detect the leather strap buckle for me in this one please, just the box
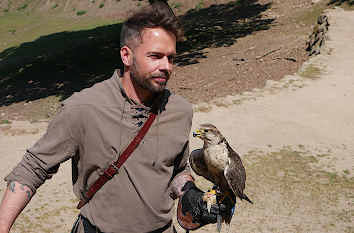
[104,163,119,179]
[111,163,119,173]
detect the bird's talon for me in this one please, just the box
[217,190,235,205]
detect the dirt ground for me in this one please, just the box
[0,0,316,121]
[183,7,354,232]
[0,1,353,233]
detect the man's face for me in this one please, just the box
[129,28,176,93]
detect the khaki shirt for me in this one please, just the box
[5,70,193,232]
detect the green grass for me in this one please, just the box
[76,10,87,16]
[193,147,353,232]
[0,14,121,53]
[17,4,28,11]
[328,0,354,11]
[171,1,182,8]
[291,0,354,28]
[8,29,16,35]
[0,13,123,110]
[195,0,204,10]
[52,4,59,9]
[244,148,353,201]
[0,119,11,124]
[300,64,322,79]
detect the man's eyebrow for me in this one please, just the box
[148,51,176,57]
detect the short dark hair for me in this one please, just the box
[120,2,183,48]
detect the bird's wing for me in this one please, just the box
[189,149,215,183]
[224,148,246,197]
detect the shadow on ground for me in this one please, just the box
[328,0,354,6]
[177,0,273,65]
[0,23,124,106]
[0,0,274,106]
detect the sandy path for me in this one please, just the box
[0,7,353,233]
[182,7,354,233]
[191,7,354,176]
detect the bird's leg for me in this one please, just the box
[216,190,235,206]
[202,189,217,213]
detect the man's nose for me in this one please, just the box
[159,56,173,72]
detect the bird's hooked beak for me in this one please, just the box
[193,129,201,138]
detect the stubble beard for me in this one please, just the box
[130,61,170,93]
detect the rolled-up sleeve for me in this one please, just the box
[4,104,78,194]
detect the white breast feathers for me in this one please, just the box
[203,142,229,172]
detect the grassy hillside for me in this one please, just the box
[1,0,353,121]
[0,0,247,108]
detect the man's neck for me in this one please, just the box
[121,74,156,105]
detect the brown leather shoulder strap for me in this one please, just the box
[77,112,157,209]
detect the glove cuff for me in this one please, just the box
[181,180,196,192]
[177,192,202,230]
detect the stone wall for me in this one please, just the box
[306,13,330,56]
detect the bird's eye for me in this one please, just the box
[204,129,208,132]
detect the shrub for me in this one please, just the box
[195,1,204,10]
[77,10,87,16]
[52,4,59,9]
[17,4,28,11]
[0,120,11,124]
[99,3,104,8]
[171,1,182,8]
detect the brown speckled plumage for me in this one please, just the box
[190,124,252,223]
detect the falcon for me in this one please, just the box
[190,123,253,225]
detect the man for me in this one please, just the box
[0,3,221,233]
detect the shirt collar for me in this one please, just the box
[113,69,166,113]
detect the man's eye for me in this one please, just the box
[150,54,161,59]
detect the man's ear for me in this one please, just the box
[120,46,133,67]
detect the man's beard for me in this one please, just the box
[130,61,170,93]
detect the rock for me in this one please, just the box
[265,80,283,88]
[313,24,319,34]
[307,13,329,57]
[309,34,315,47]
[317,23,327,33]
[315,32,324,42]
[318,14,328,24]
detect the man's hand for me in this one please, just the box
[177,181,225,230]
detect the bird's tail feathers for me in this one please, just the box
[241,193,253,204]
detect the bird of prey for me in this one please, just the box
[190,123,253,225]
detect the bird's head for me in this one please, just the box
[193,124,225,145]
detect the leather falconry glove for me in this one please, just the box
[177,181,226,230]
